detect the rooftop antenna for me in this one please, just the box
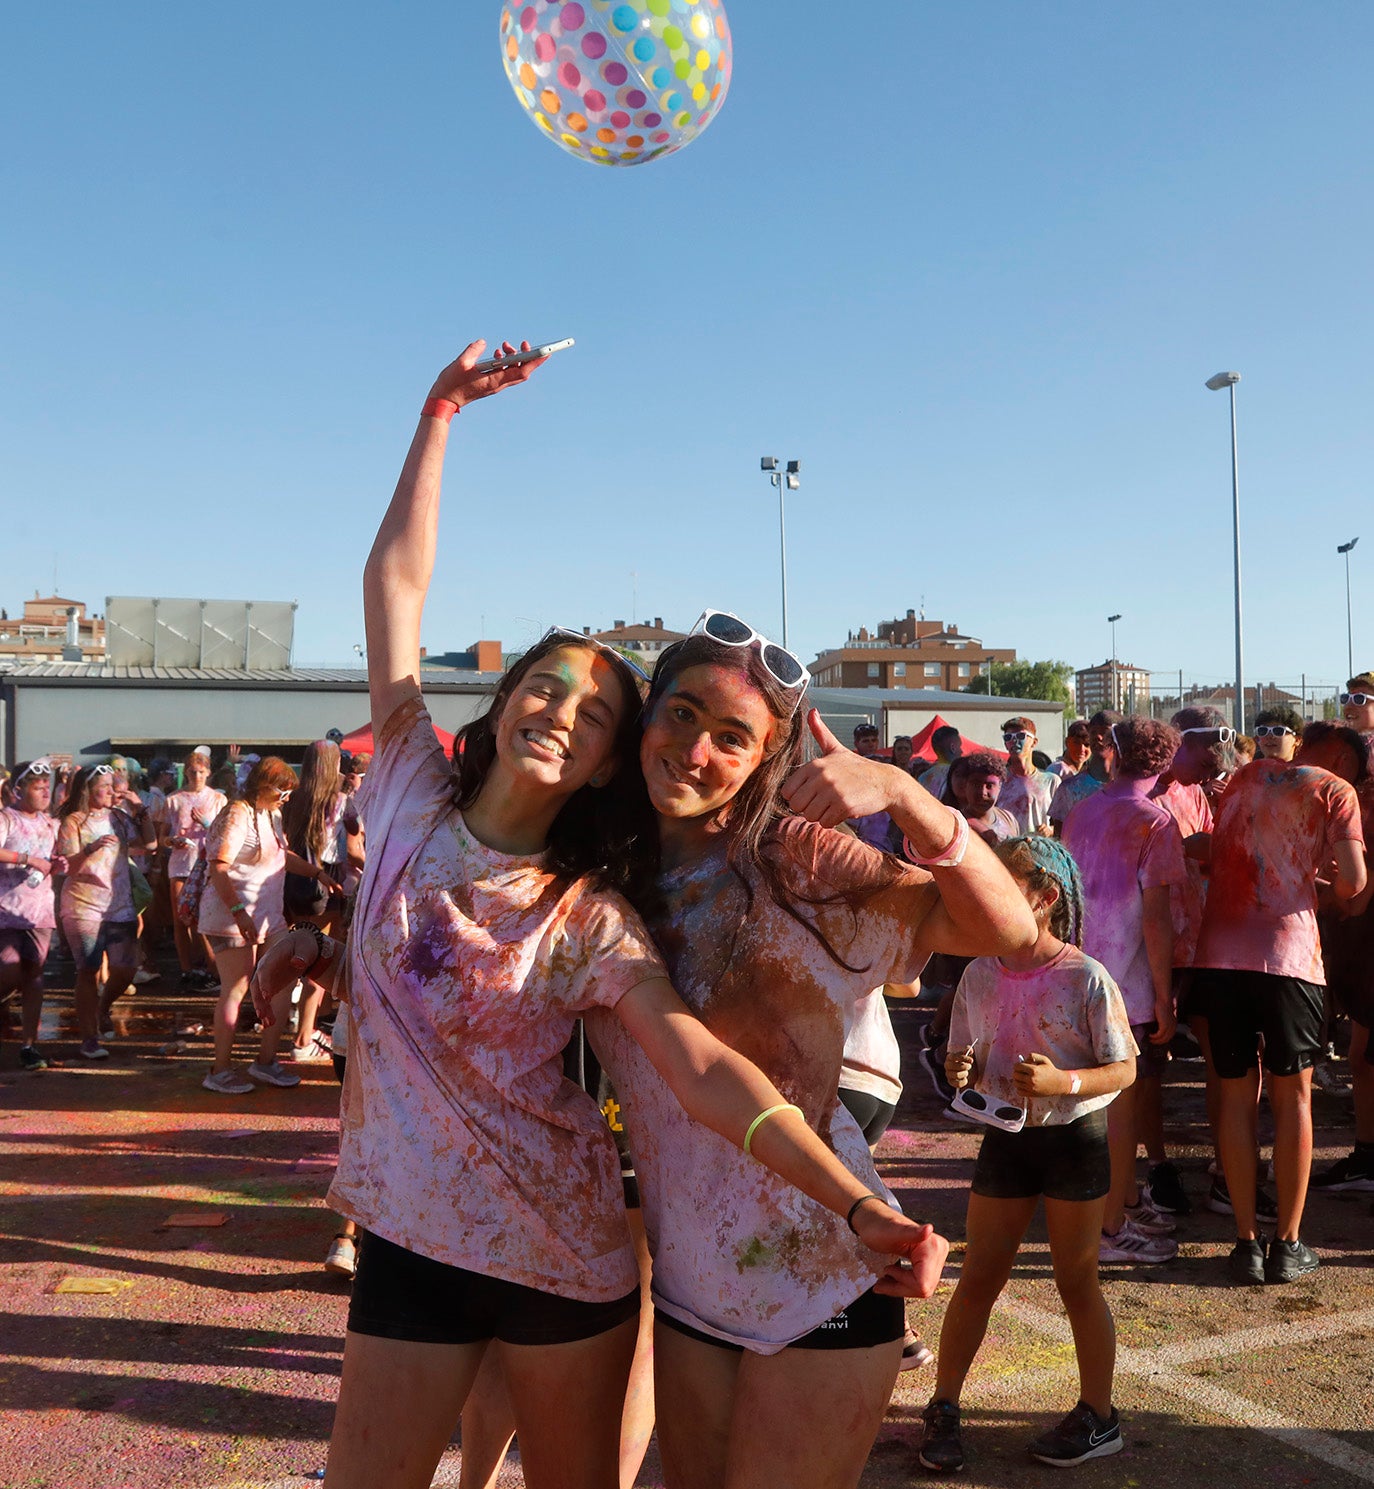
[919,595,926,621]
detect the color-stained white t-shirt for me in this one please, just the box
[164,787,228,880]
[57,810,135,924]
[0,808,60,930]
[328,697,667,1302]
[589,818,934,1352]
[197,802,288,941]
[840,987,903,1106]
[949,945,1137,1126]
[1000,769,1060,834]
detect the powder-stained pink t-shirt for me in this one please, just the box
[164,787,228,880]
[197,803,288,941]
[1195,760,1364,983]
[0,808,60,930]
[1062,779,1187,1023]
[57,810,135,924]
[328,697,666,1302]
[588,818,934,1352]
[1151,779,1213,968]
[949,945,1137,1127]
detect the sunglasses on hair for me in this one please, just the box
[90,764,116,778]
[1341,692,1374,708]
[540,626,652,685]
[950,1086,1027,1134]
[689,610,811,691]
[13,760,53,786]
[1180,726,1237,744]
[1254,725,1295,738]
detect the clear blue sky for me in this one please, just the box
[4,3,1371,689]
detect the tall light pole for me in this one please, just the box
[1338,538,1360,679]
[1206,371,1245,732]
[1107,614,1122,711]
[760,457,801,648]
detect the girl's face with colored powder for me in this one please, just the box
[640,663,775,822]
[19,776,51,813]
[89,774,115,810]
[185,759,211,790]
[494,645,627,797]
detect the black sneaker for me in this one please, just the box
[918,1044,956,1104]
[1027,1400,1123,1466]
[1264,1238,1319,1284]
[1145,1160,1192,1216]
[917,1398,964,1474]
[1310,1150,1374,1193]
[1206,1176,1278,1222]
[1228,1237,1266,1285]
[19,1045,48,1071]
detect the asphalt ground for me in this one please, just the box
[2,955,1372,1489]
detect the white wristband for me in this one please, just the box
[1068,1072,1082,1095]
[903,811,970,869]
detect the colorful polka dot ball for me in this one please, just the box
[501,0,732,167]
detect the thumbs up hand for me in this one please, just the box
[781,709,900,828]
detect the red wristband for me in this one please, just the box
[421,397,460,424]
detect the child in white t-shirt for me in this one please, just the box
[919,836,1138,1474]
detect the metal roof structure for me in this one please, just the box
[1,663,501,689]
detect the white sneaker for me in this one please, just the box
[324,1235,357,1277]
[286,1041,326,1062]
[1124,1194,1178,1235]
[203,1068,255,1095]
[1099,1218,1177,1264]
[248,1060,302,1088]
[132,968,160,986]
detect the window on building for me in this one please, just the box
[958,663,971,678]
[867,663,879,679]
[924,663,940,677]
[892,662,905,677]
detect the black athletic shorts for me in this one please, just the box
[656,1284,905,1353]
[348,1230,640,1346]
[971,1108,1110,1202]
[838,1087,898,1146]
[1191,968,1324,1079]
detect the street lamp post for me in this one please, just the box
[1338,538,1360,679]
[760,457,801,648]
[1205,371,1245,733]
[1107,614,1122,711]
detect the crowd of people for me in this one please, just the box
[1,341,1371,1487]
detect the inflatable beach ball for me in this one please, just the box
[501,0,733,166]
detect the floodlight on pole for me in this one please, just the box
[1205,371,1245,732]
[760,456,801,648]
[1107,614,1122,711]
[1339,538,1360,679]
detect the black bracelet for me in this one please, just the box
[846,1194,882,1233]
[290,921,332,974]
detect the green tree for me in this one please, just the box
[967,660,1074,710]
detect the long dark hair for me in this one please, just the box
[283,740,342,862]
[642,633,894,970]
[452,633,655,896]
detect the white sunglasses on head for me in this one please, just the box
[689,610,811,692]
[539,625,652,685]
[1181,726,1236,744]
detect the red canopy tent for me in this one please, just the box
[340,719,457,757]
[886,715,1008,766]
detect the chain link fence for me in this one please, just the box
[1136,674,1346,732]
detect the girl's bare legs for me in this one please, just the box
[618,1209,657,1485]
[1,957,46,1049]
[169,880,198,975]
[931,1193,1038,1405]
[325,1333,488,1489]
[1102,1084,1140,1233]
[458,1209,656,1489]
[96,926,139,1026]
[654,1320,901,1489]
[73,967,102,1043]
[1044,1196,1114,1417]
[212,944,257,1073]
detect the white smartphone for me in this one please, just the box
[474,338,575,373]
